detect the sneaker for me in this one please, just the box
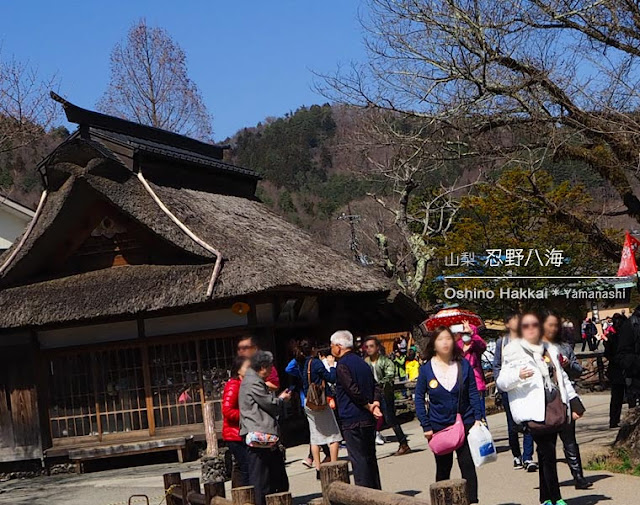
[513,456,523,469]
[375,432,386,445]
[555,500,568,505]
[540,501,552,505]
[524,460,538,472]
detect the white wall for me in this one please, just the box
[0,204,32,249]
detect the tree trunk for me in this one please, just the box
[615,406,640,460]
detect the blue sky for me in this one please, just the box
[1,1,366,141]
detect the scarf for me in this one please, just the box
[520,339,554,391]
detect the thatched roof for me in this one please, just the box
[0,101,424,329]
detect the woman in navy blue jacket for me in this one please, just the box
[415,326,483,504]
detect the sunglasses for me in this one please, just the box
[522,322,539,329]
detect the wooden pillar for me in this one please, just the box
[429,479,468,505]
[141,345,156,436]
[204,400,219,456]
[319,461,350,505]
[232,486,256,505]
[265,492,292,505]
[205,481,226,501]
[163,472,182,505]
[183,477,201,504]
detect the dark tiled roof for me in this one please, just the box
[51,92,259,180]
[90,128,259,179]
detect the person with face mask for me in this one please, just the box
[455,320,488,420]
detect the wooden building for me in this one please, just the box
[0,95,424,466]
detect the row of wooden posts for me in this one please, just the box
[161,461,469,505]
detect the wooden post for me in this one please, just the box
[232,486,256,505]
[204,400,219,456]
[265,492,292,505]
[429,479,468,505]
[319,461,350,505]
[205,481,226,501]
[326,482,430,505]
[163,472,182,505]
[183,477,201,504]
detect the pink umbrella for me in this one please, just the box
[422,308,483,332]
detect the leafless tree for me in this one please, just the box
[341,108,478,299]
[98,19,213,141]
[320,0,640,257]
[0,50,59,155]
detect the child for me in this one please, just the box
[405,349,420,381]
[393,350,407,380]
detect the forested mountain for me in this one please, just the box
[0,126,69,209]
[225,104,374,231]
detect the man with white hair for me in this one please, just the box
[331,330,383,489]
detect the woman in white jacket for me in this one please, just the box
[497,312,582,505]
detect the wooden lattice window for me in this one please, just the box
[94,348,148,434]
[149,341,203,428]
[48,355,98,439]
[199,337,237,422]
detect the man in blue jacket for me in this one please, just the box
[331,330,383,489]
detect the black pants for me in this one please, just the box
[434,428,478,504]
[342,424,381,489]
[610,383,626,427]
[247,446,289,505]
[381,391,408,446]
[532,431,562,504]
[227,441,250,488]
[559,419,584,481]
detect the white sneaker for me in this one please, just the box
[375,432,386,445]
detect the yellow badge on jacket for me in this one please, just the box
[429,379,439,389]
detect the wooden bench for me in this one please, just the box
[67,437,188,473]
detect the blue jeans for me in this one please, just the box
[502,392,534,461]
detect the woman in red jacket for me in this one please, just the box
[223,356,251,486]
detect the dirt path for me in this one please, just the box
[1,394,638,505]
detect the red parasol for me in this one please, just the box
[422,308,483,332]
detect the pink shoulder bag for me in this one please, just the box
[428,362,466,455]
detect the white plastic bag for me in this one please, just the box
[467,423,497,467]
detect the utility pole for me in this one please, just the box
[338,205,369,266]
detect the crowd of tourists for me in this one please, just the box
[219,306,640,505]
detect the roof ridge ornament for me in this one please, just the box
[136,170,223,298]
